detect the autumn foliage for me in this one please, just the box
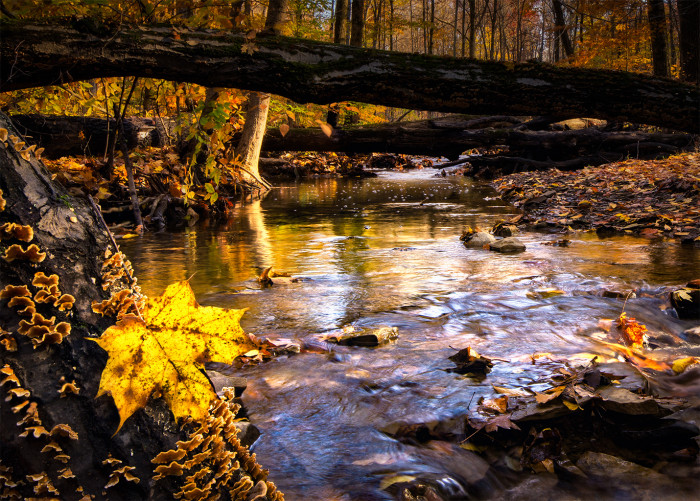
[91,281,258,432]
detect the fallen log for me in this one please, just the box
[260,117,695,161]
[1,20,698,132]
[9,114,174,158]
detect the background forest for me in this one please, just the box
[1,0,696,208]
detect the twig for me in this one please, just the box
[86,195,135,287]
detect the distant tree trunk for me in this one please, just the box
[334,0,348,43]
[678,0,699,83]
[552,0,574,59]
[648,0,669,77]
[388,0,394,50]
[234,0,289,189]
[350,0,365,47]
[468,0,476,58]
[428,0,435,55]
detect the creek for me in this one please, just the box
[120,168,700,500]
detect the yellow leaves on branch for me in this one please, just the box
[90,281,258,433]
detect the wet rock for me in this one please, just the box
[234,421,260,448]
[683,325,700,343]
[602,290,636,299]
[489,237,526,253]
[447,347,493,375]
[326,326,399,347]
[462,231,495,248]
[593,362,647,393]
[208,372,248,397]
[500,474,576,501]
[597,386,662,416]
[575,451,670,484]
[510,401,571,422]
[492,222,519,237]
[670,284,700,319]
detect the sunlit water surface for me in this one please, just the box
[120,169,700,500]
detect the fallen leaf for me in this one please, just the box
[481,395,509,414]
[492,385,530,397]
[616,312,647,348]
[279,124,290,137]
[484,414,520,433]
[90,281,257,432]
[535,386,564,404]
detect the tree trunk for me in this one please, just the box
[678,0,699,83]
[259,115,695,160]
[0,20,698,132]
[0,110,281,499]
[334,0,348,44]
[647,0,669,77]
[234,92,272,188]
[552,0,574,59]
[350,0,365,47]
[232,0,288,190]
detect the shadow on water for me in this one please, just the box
[120,169,700,500]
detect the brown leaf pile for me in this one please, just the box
[493,153,700,242]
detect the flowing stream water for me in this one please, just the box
[120,169,700,500]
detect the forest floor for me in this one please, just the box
[489,153,700,245]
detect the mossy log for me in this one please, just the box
[0,19,698,133]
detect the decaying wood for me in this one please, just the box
[9,114,174,158]
[0,20,698,132]
[260,116,695,160]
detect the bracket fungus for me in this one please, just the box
[6,387,31,401]
[92,288,143,319]
[26,472,60,496]
[2,244,46,263]
[1,284,32,299]
[19,426,49,439]
[0,327,17,352]
[0,188,6,211]
[102,455,140,489]
[50,423,78,441]
[58,379,80,397]
[32,272,59,290]
[8,296,36,316]
[150,390,283,500]
[0,365,19,388]
[0,222,34,242]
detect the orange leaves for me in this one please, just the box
[616,312,647,349]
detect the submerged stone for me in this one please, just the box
[327,326,399,347]
[489,237,526,253]
[462,231,496,248]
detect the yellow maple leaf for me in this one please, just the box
[90,281,257,433]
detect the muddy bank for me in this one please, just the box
[490,153,700,245]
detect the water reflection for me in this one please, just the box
[120,169,700,499]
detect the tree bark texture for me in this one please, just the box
[647,0,669,77]
[678,0,699,83]
[0,111,180,499]
[260,115,696,160]
[0,20,698,132]
[8,114,173,159]
[234,92,272,186]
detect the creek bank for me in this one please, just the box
[382,357,700,501]
[490,153,700,244]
